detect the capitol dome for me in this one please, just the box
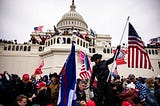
[57,0,88,32]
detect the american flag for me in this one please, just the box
[34,26,43,32]
[128,23,153,70]
[79,54,92,80]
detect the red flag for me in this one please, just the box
[34,60,44,75]
[113,49,127,65]
[128,23,153,71]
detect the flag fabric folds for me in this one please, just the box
[57,43,77,106]
[54,25,60,35]
[150,37,159,46]
[113,49,127,65]
[79,51,85,62]
[34,26,43,32]
[79,51,92,80]
[128,23,153,71]
[34,60,44,75]
[150,37,158,43]
[90,28,95,37]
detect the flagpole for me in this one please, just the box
[106,16,130,82]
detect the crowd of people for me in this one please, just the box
[0,70,160,106]
[0,45,160,106]
[0,39,18,44]
[0,29,92,46]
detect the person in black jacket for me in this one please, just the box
[76,79,87,106]
[89,45,121,106]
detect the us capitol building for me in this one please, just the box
[0,0,160,78]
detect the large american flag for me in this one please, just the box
[128,23,153,70]
[79,53,92,80]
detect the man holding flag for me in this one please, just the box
[89,45,121,106]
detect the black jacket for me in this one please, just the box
[90,56,115,86]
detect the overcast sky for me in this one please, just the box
[0,0,160,46]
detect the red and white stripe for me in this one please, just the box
[79,64,92,80]
[128,23,153,70]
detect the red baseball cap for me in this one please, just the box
[36,81,46,89]
[22,74,30,81]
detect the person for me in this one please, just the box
[48,73,60,106]
[76,80,87,106]
[42,75,49,85]
[2,71,12,84]
[127,74,147,106]
[10,94,28,106]
[89,45,121,106]
[32,81,52,106]
[118,81,142,106]
[144,78,158,106]
[17,74,36,106]
[39,35,47,45]
[154,77,160,106]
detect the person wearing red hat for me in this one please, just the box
[16,74,36,105]
[22,74,30,81]
[21,74,36,96]
[32,81,52,106]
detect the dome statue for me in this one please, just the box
[57,0,88,32]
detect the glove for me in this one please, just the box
[116,45,121,51]
[113,45,121,59]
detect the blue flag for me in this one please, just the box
[57,43,77,106]
[90,28,95,37]
[84,54,91,71]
